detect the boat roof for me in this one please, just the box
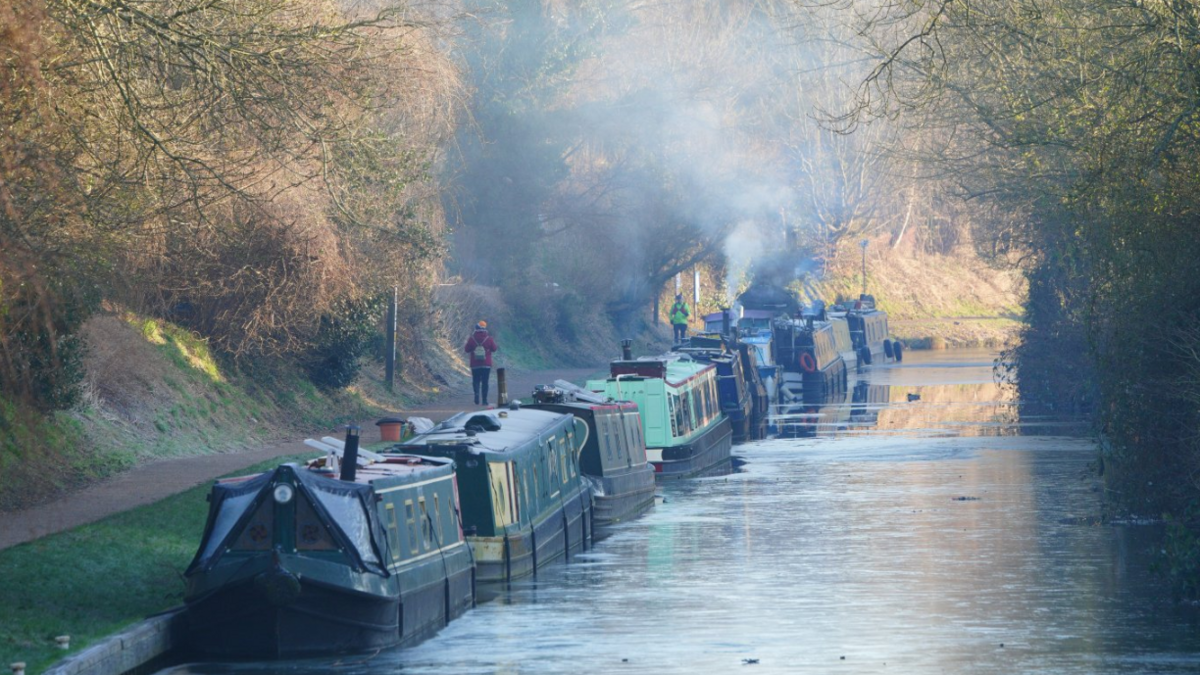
[601,354,714,386]
[398,406,571,456]
[217,454,456,489]
[528,399,638,414]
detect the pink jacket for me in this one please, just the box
[464,330,498,368]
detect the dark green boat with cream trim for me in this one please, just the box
[182,431,474,658]
[388,406,593,584]
[528,381,656,537]
[587,352,733,480]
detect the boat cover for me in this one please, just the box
[186,465,386,576]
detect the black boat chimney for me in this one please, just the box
[720,306,731,337]
[340,425,360,482]
[496,367,508,406]
[621,338,633,361]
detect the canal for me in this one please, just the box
[160,349,1200,674]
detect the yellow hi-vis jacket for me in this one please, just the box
[669,301,690,325]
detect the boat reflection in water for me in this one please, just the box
[773,380,892,438]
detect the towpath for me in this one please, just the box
[0,367,603,552]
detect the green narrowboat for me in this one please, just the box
[389,406,593,584]
[528,383,657,537]
[586,354,733,480]
[182,433,474,658]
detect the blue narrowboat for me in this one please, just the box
[676,334,768,443]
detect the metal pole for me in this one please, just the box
[693,268,700,305]
[859,239,869,297]
[385,287,397,392]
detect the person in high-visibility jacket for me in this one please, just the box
[669,294,690,343]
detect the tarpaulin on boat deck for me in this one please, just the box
[188,470,272,572]
[295,468,384,573]
[185,465,386,576]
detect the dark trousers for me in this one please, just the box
[472,367,491,405]
[673,323,688,342]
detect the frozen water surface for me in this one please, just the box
[161,349,1200,675]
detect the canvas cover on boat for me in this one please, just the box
[185,465,386,576]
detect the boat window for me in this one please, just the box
[231,497,273,551]
[419,497,431,550]
[384,503,401,561]
[433,493,442,545]
[296,493,337,552]
[548,440,559,487]
[602,414,613,460]
[621,414,637,464]
[489,462,513,528]
[558,437,569,483]
[669,394,680,438]
[405,500,418,555]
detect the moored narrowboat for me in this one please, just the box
[703,308,781,406]
[528,381,656,537]
[828,294,902,365]
[773,314,848,404]
[677,333,769,443]
[182,432,474,658]
[587,353,733,480]
[389,406,593,584]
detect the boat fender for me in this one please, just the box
[799,352,817,373]
[884,339,894,359]
[894,341,904,362]
[255,568,301,607]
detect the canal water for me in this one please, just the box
[161,349,1200,674]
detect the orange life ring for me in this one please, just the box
[799,352,817,373]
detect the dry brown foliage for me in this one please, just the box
[18,0,463,360]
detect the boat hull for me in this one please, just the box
[184,575,398,659]
[779,358,848,404]
[592,465,657,535]
[471,488,592,584]
[648,417,734,480]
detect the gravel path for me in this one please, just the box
[0,366,604,551]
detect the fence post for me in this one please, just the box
[385,287,397,392]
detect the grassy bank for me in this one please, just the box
[0,452,313,674]
[0,311,465,512]
[812,237,1026,349]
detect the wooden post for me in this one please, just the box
[496,367,508,406]
[384,287,397,392]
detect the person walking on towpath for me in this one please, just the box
[669,293,690,344]
[464,320,499,406]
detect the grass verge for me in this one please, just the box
[0,453,316,675]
